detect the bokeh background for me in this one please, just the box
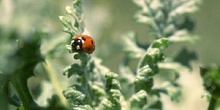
[0,0,219,109]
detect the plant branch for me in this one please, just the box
[43,59,68,107]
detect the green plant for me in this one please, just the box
[0,32,44,110]
[2,0,220,110]
[59,0,202,110]
[200,65,220,110]
[119,0,201,109]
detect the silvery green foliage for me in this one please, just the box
[130,90,147,108]
[62,52,113,109]
[120,0,201,109]
[62,56,124,110]
[60,0,201,109]
[97,72,124,110]
[59,0,84,36]
[121,32,145,58]
[60,0,123,109]
[134,38,168,91]
[133,0,201,41]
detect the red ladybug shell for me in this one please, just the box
[71,35,95,54]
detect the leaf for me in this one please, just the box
[105,72,121,91]
[169,0,201,20]
[200,65,220,98]
[138,48,163,69]
[72,0,84,34]
[63,64,84,78]
[134,76,153,92]
[59,0,84,36]
[72,105,93,110]
[149,0,163,11]
[168,30,199,43]
[62,86,86,103]
[141,38,168,65]
[130,90,148,108]
[102,72,123,110]
[135,11,154,25]
[98,98,113,110]
[3,31,45,110]
[3,31,44,75]
[105,72,119,80]
[91,85,105,101]
[151,38,168,48]
[59,16,72,29]
[65,6,74,16]
[138,65,158,77]
[121,32,145,58]
[109,89,121,103]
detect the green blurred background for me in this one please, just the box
[1,0,219,68]
[0,0,219,109]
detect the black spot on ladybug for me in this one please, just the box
[91,40,94,45]
[82,37,86,41]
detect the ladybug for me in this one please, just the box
[71,35,95,54]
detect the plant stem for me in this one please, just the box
[1,81,9,110]
[81,70,92,105]
[208,97,217,110]
[43,59,67,107]
[10,72,38,110]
